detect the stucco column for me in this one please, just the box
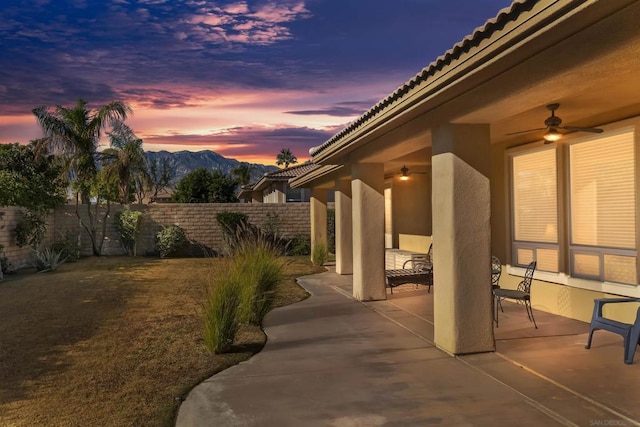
[351,163,386,301]
[335,179,353,275]
[310,187,327,261]
[432,123,494,355]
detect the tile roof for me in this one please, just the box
[263,162,318,180]
[239,162,320,193]
[309,0,534,157]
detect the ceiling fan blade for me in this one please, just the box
[562,126,603,133]
[506,127,547,136]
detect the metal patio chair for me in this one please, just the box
[493,261,537,328]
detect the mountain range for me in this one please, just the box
[145,150,279,184]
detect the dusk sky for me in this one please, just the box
[0,0,512,166]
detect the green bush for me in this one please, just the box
[203,272,242,354]
[285,234,311,256]
[263,212,281,237]
[33,248,67,272]
[114,210,143,256]
[51,232,80,262]
[156,225,188,258]
[0,244,9,274]
[311,242,329,266]
[327,208,335,254]
[14,208,48,249]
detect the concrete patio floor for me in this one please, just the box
[177,269,640,426]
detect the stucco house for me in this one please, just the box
[291,0,640,356]
[238,163,320,203]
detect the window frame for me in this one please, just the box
[509,145,560,273]
[567,127,638,285]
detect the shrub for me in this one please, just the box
[33,248,67,272]
[14,208,48,249]
[156,225,188,258]
[327,208,335,254]
[51,232,80,262]
[0,244,9,275]
[285,234,311,256]
[311,242,329,266]
[203,272,242,354]
[114,210,144,256]
[263,212,281,237]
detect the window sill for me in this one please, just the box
[506,265,640,298]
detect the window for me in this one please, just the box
[511,148,559,272]
[569,130,637,284]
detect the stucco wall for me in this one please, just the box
[0,203,310,267]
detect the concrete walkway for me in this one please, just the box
[176,271,639,426]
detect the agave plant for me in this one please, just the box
[33,248,68,272]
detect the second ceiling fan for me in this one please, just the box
[508,103,603,142]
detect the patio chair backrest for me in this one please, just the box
[426,243,433,263]
[491,256,501,288]
[519,261,537,293]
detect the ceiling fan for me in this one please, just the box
[507,103,603,142]
[397,165,428,181]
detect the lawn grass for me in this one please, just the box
[0,256,324,426]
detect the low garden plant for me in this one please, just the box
[156,224,188,257]
[311,241,329,266]
[51,231,80,262]
[203,229,286,354]
[33,247,67,272]
[203,272,243,354]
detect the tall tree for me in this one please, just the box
[0,142,66,209]
[231,163,254,186]
[32,98,132,256]
[173,169,239,203]
[276,148,297,168]
[147,157,175,204]
[102,121,149,204]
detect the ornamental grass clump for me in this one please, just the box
[203,272,243,354]
[203,233,285,353]
[233,243,285,326]
[311,242,329,266]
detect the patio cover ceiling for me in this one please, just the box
[307,0,640,178]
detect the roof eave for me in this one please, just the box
[310,0,604,164]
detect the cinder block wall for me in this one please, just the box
[0,207,55,270]
[53,203,311,257]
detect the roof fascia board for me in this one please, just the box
[289,165,343,189]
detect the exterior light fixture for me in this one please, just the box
[400,165,409,181]
[544,127,562,143]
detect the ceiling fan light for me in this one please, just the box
[544,128,562,142]
[400,165,409,181]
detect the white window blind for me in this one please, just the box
[512,149,558,243]
[570,131,636,249]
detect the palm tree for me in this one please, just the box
[276,148,297,168]
[102,121,150,204]
[232,163,254,186]
[33,98,132,255]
